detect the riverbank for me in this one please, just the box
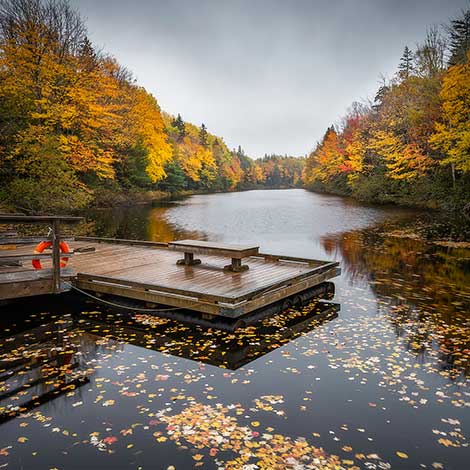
[0,185,303,214]
[305,180,470,213]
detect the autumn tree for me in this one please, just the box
[430,56,470,179]
[414,27,447,78]
[306,126,346,183]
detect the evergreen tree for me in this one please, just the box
[398,46,413,79]
[171,113,186,140]
[448,9,470,65]
[373,80,389,111]
[159,161,187,192]
[199,123,208,147]
[236,145,245,158]
[79,37,98,72]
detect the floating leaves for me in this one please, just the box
[155,402,364,470]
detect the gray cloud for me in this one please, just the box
[71,0,468,157]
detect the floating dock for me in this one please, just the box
[0,215,340,323]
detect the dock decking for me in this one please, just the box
[0,215,340,321]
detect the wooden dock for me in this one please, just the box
[0,215,340,322]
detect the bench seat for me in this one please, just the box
[167,240,259,272]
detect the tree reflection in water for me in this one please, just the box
[321,226,470,378]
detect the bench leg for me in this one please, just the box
[176,252,201,266]
[224,257,249,272]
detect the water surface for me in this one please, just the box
[1,189,468,470]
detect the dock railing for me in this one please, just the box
[0,215,83,294]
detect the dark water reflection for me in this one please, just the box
[1,189,469,470]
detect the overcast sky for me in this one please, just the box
[71,0,468,158]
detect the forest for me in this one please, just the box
[2,0,469,213]
[0,0,303,212]
[303,9,470,210]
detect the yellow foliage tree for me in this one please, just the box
[370,130,433,180]
[222,157,244,189]
[246,164,266,184]
[304,127,345,184]
[177,136,216,182]
[128,87,172,182]
[430,56,470,175]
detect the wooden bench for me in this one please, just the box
[167,239,259,272]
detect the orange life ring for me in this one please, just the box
[32,241,70,270]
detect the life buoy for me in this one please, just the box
[32,241,70,270]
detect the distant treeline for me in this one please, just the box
[303,10,470,210]
[160,114,304,193]
[0,0,304,212]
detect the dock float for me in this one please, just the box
[0,215,341,324]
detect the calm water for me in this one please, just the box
[1,189,469,470]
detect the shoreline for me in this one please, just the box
[87,185,302,209]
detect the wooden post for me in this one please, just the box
[176,252,201,266]
[231,258,242,270]
[224,257,249,272]
[52,219,61,293]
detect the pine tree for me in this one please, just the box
[373,81,389,111]
[199,123,208,147]
[171,113,186,140]
[398,46,414,79]
[448,9,470,65]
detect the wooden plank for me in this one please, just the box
[236,267,341,316]
[76,272,234,303]
[168,239,259,258]
[75,278,223,315]
[0,231,18,237]
[256,253,324,266]
[0,253,75,262]
[0,279,54,299]
[0,268,74,283]
[75,236,168,248]
[0,237,73,245]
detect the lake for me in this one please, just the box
[0,189,469,470]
